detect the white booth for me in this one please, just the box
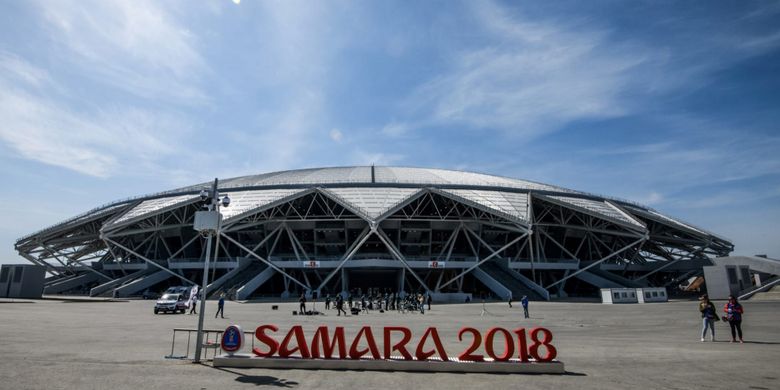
[637,287,668,303]
[600,288,638,304]
[601,287,668,304]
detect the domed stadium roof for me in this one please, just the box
[16,166,730,247]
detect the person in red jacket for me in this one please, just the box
[723,295,745,343]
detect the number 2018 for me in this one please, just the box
[457,327,557,362]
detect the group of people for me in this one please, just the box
[302,289,534,318]
[304,289,434,316]
[699,294,745,343]
[325,289,433,315]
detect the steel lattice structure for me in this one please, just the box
[15,166,732,300]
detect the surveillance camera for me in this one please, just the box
[221,195,231,208]
[199,189,208,201]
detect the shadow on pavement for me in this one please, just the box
[212,366,299,387]
[235,376,299,387]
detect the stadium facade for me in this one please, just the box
[15,166,733,300]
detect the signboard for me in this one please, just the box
[220,324,244,355]
[215,324,562,373]
[428,261,445,269]
[302,260,320,268]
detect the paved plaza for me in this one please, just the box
[0,298,778,390]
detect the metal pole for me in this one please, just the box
[194,178,218,363]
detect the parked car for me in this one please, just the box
[154,293,188,314]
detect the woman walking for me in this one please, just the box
[723,295,745,343]
[698,294,718,342]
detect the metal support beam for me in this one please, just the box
[43,243,112,281]
[375,227,431,292]
[103,237,197,285]
[316,226,372,292]
[545,236,646,289]
[19,252,63,276]
[439,232,527,290]
[219,233,309,290]
[633,244,707,282]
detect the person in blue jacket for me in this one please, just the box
[521,295,529,318]
[215,293,225,318]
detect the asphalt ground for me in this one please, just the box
[0,298,778,390]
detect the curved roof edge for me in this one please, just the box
[14,166,733,247]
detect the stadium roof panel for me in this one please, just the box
[105,194,200,230]
[439,189,530,225]
[221,188,310,224]
[167,166,578,194]
[545,195,646,231]
[320,187,424,222]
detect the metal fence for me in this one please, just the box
[165,328,256,361]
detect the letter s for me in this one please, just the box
[253,324,279,357]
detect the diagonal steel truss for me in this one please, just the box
[15,186,733,298]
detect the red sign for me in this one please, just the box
[250,325,557,362]
[428,261,445,268]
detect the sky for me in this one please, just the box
[1,0,779,265]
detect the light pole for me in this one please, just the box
[192,178,230,363]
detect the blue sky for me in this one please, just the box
[1,0,779,264]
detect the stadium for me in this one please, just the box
[14,166,733,301]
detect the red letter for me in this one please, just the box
[484,327,514,362]
[513,328,529,362]
[279,325,311,358]
[383,326,413,360]
[415,327,449,361]
[349,326,381,360]
[253,324,279,357]
[528,327,557,362]
[311,326,347,359]
[457,327,484,362]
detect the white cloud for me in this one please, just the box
[36,0,207,103]
[401,1,780,141]
[0,56,190,178]
[329,128,343,142]
[406,1,640,137]
[0,52,51,87]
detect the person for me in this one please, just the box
[427,294,432,311]
[699,294,718,342]
[215,293,225,318]
[335,294,347,316]
[325,294,331,310]
[521,295,529,319]
[299,293,307,314]
[189,292,198,315]
[348,293,353,309]
[508,296,513,308]
[418,293,425,314]
[723,295,744,343]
